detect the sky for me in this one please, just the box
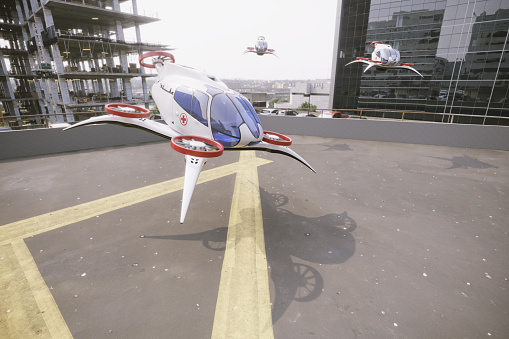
[124,0,338,80]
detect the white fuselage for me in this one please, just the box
[371,44,401,66]
[151,62,264,147]
[255,39,268,53]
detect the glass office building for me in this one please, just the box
[330,0,509,125]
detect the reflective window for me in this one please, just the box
[332,0,509,125]
[228,94,260,138]
[205,85,224,96]
[192,91,208,125]
[210,93,243,146]
[211,130,239,147]
[175,87,208,126]
[174,86,192,113]
[241,96,262,125]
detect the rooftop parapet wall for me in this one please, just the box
[1,118,508,160]
[258,116,509,151]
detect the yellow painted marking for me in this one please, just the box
[0,242,50,338]
[212,151,274,338]
[0,156,271,246]
[11,240,73,338]
[0,152,273,338]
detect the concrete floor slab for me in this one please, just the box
[1,136,508,338]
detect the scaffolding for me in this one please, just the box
[0,0,170,129]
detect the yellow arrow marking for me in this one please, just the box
[0,151,273,338]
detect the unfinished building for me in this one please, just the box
[0,0,169,129]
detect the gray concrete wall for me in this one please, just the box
[1,117,508,160]
[0,124,165,160]
[259,116,509,151]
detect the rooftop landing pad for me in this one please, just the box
[1,136,508,338]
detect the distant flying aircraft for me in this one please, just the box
[65,51,314,223]
[346,41,423,77]
[243,36,278,57]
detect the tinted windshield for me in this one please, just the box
[192,91,208,125]
[210,93,242,146]
[241,95,261,124]
[209,90,261,147]
[380,47,400,65]
[174,86,208,126]
[228,94,260,138]
[255,40,267,51]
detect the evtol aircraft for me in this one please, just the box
[345,41,423,77]
[243,36,278,57]
[65,51,314,223]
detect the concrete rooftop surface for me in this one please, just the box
[1,135,508,338]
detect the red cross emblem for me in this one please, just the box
[179,113,188,126]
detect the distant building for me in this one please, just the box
[0,0,169,129]
[271,82,286,90]
[275,81,330,109]
[241,92,267,109]
[330,0,509,125]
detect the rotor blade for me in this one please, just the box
[180,155,207,224]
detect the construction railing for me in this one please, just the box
[257,108,509,125]
[1,108,508,130]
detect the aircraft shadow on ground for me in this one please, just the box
[259,188,356,323]
[145,188,357,324]
[428,154,498,169]
[321,143,353,152]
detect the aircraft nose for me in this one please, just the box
[238,124,262,146]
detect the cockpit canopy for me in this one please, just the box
[173,84,262,147]
[255,39,268,52]
[375,45,400,66]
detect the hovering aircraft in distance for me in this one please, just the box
[243,36,278,57]
[65,51,314,223]
[346,41,423,77]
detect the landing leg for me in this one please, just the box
[180,155,207,224]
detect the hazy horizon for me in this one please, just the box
[125,0,337,81]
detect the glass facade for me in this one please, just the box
[330,0,509,125]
